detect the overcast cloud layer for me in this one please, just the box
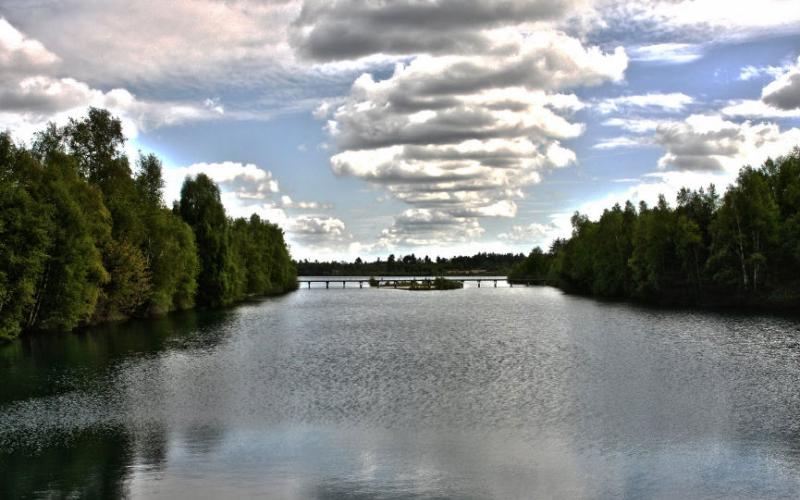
[1,1,800,259]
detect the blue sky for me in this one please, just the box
[1,1,800,260]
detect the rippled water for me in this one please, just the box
[3,284,800,498]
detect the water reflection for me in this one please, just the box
[2,287,800,498]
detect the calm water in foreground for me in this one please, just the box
[3,283,800,499]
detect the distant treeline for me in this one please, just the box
[0,108,296,341]
[297,252,525,276]
[510,149,800,308]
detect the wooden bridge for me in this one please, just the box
[296,277,551,289]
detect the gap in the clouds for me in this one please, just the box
[135,113,338,201]
[625,34,800,103]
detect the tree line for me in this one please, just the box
[296,252,525,276]
[510,148,800,308]
[0,108,296,341]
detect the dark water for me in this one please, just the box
[3,284,800,499]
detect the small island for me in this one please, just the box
[368,277,464,290]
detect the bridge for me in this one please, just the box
[296,277,551,289]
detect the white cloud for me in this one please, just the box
[761,56,800,111]
[627,43,703,64]
[290,0,590,61]
[721,99,800,119]
[377,209,485,247]
[166,162,280,203]
[603,117,663,133]
[324,29,626,244]
[655,114,800,172]
[290,215,348,241]
[1,3,300,87]
[596,92,693,114]
[0,20,248,147]
[606,1,800,44]
[593,136,646,150]
[498,222,553,243]
[739,64,785,81]
[0,18,58,75]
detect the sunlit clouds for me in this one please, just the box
[0,1,800,258]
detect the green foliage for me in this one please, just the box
[709,167,779,293]
[26,152,111,332]
[141,208,199,315]
[508,247,552,282]
[177,174,235,307]
[297,252,524,276]
[0,109,296,341]
[229,214,298,299]
[92,240,151,322]
[0,144,53,339]
[519,149,800,308]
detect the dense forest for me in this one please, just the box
[510,149,800,308]
[0,108,296,341]
[296,252,525,276]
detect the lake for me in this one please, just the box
[3,282,800,499]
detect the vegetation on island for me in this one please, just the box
[0,108,296,341]
[298,252,524,276]
[509,149,800,309]
[368,276,464,290]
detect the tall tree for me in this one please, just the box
[177,174,235,307]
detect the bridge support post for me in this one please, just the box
[343,281,346,289]
[360,282,363,288]
[307,282,311,289]
[494,280,497,287]
[478,281,481,288]
[326,281,329,289]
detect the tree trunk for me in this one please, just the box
[734,208,748,290]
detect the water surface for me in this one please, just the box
[3,284,800,498]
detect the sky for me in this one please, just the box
[1,0,800,261]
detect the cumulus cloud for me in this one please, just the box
[603,117,663,133]
[601,1,800,45]
[595,92,693,114]
[290,0,587,61]
[717,57,800,119]
[1,2,299,87]
[722,99,800,119]
[163,161,331,213]
[377,209,484,247]
[165,162,281,205]
[0,19,244,146]
[323,27,626,245]
[654,114,800,172]
[0,18,59,73]
[627,43,703,64]
[761,56,800,111]
[285,215,358,261]
[498,222,553,243]
[290,216,349,242]
[739,64,785,81]
[593,136,646,150]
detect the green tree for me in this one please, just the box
[26,151,111,331]
[0,138,53,339]
[709,167,779,294]
[177,174,235,307]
